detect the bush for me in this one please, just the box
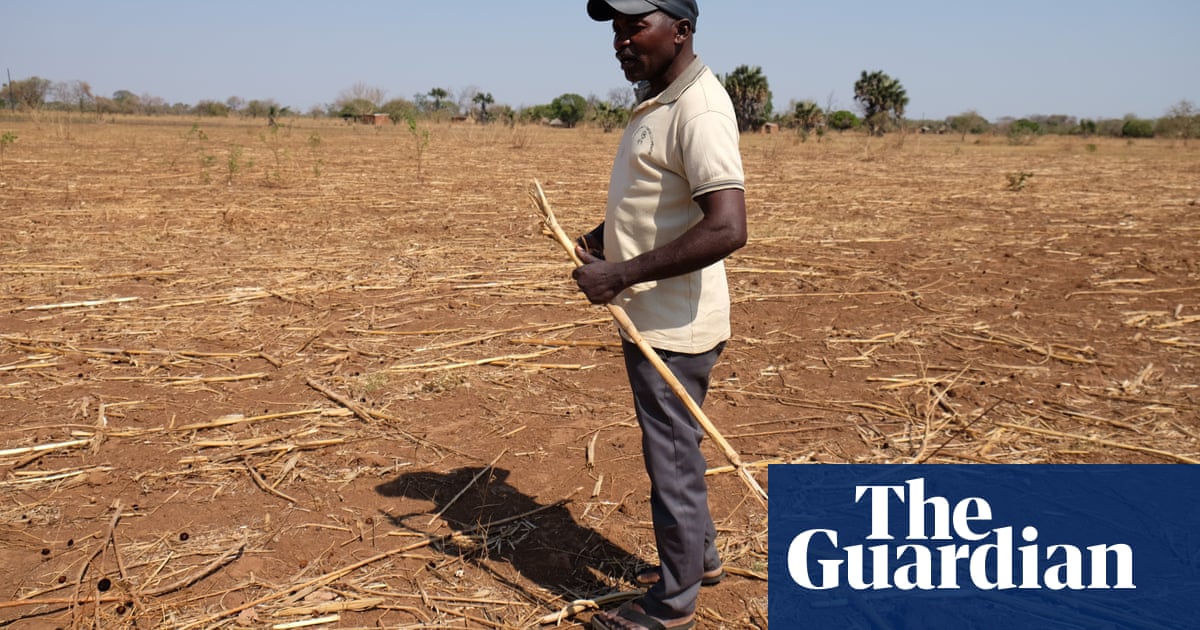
[1121,119,1155,138]
[949,110,990,138]
[1007,119,1041,145]
[827,110,860,131]
[194,100,230,117]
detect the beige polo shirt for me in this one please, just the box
[603,56,745,354]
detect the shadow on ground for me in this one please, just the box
[376,467,641,604]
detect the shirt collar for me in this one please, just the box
[634,55,708,111]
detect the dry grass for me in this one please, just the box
[0,112,1197,628]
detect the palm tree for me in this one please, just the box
[722,65,773,132]
[473,92,494,123]
[853,70,909,136]
[428,87,449,111]
[793,100,825,133]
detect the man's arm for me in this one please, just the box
[572,187,747,305]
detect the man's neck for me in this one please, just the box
[642,51,698,102]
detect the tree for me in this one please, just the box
[473,92,494,123]
[245,99,279,119]
[1007,119,1041,145]
[520,104,557,124]
[428,87,449,111]
[382,98,418,124]
[112,90,140,114]
[949,109,989,140]
[608,86,635,110]
[194,100,230,117]
[266,103,291,127]
[1029,114,1076,135]
[792,100,824,133]
[1157,100,1197,144]
[335,98,376,119]
[1121,118,1154,138]
[827,110,860,131]
[140,93,168,115]
[853,70,908,136]
[551,93,588,128]
[1,76,52,110]
[493,104,517,127]
[51,80,93,113]
[722,65,772,132]
[593,100,630,132]
[334,83,385,118]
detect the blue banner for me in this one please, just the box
[769,465,1200,629]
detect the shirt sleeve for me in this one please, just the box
[679,108,745,199]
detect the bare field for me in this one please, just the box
[1,115,1197,628]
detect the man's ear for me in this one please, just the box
[673,18,693,43]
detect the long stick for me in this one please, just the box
[530,180,767,506]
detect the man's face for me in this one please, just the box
[611,11,682,85]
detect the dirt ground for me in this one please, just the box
[0,115,1197,629]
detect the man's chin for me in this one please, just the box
[620,63,644,83]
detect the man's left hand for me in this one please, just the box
[572,248,627,305]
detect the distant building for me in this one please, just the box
[357,113,390,125]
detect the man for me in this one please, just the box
[574,1,747,628]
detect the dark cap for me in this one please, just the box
[587,0,698,23]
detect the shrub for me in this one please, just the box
[1007,119,1041,145]
[1121,119,1155,138]
[949,110,990,139]
[194,100,230,117]
[827,110,860,131]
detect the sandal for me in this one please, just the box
[591,601,696,630]
[634,565,724,587]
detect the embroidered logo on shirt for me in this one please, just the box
[634,126,655,153]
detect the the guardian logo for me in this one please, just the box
[787,478,1135,591]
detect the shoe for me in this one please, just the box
[634,565,724,587]
[591,601,696,630]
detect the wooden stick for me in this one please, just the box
[0,438,91,458]
[272,615,339,629]
[537,590,642,625]
[305,377,449,454]
[530,180,767,506]
[245,457,300,504]
[24,296,139,311]
[140,543,245,596]
[305,377,376,424]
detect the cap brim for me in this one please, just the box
[588,0,659,21]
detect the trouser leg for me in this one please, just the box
[622,339,724,619]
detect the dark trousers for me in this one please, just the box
[622,339,724,619]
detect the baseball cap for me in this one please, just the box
[587,0,699,23]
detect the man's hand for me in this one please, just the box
[572,248,627,305]
[575,224,605,261]
[570,188,746,305]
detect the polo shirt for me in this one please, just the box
[603,56,745,354]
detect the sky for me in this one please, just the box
[3,0,1197,122]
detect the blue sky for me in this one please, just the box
[3,0,1196,121]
